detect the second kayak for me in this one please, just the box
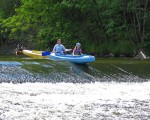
[22,50,49,59]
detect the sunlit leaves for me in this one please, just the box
[0,0,150,55]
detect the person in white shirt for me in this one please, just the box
[53,39,66,55]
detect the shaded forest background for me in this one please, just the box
[0,0,150,56]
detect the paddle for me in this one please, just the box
[42,51,51,56]
[65,49,72,52]
[42,49,72,56]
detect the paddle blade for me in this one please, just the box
[42,51,51,56]
[65,49,72,52]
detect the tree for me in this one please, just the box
[1,0,150,55]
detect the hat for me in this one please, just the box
[76,43,81,46]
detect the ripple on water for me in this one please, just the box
[0,60,150,83]
[0,82,150,120]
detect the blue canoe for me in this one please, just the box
[48,53,95,64]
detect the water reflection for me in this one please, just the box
[0,58,150,83]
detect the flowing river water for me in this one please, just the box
[0,56,150,120]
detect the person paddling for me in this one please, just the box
[72,43,82,55]
[53,39,66,55]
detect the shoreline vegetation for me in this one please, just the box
[0,0,150,58]
[0,44,149,60]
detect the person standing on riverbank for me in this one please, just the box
[53,39,66,55]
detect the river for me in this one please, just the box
[0,56,150,120]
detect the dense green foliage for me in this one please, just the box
[0,0,150,56]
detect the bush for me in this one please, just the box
[112,40,134,57]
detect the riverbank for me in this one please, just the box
[0,44,149,59]
[0,45,14,55]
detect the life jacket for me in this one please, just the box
[53,44,65,55]
[74,48,82,55]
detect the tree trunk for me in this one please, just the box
[92,0,109,42]
[122,0,136,45]
[141,0,148,45]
